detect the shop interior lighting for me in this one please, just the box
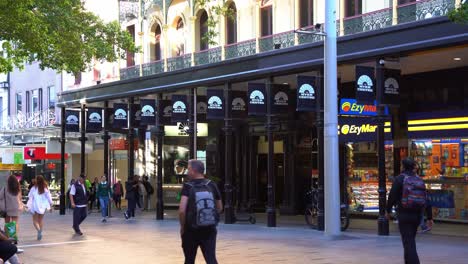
[453,57,462,61]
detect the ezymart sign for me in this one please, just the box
[339,99,389,116]
[340,123,377,136]
[339,117,392,143]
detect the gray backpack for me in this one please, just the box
[186,180,219,229]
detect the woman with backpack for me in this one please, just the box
[27,175,53,241]
[113,180,123,210]
[386,158,433,264]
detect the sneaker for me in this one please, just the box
[102,218,107,223]
[37,230,42,241]
[74,231,83,236]
[124,212,129,220]
[420,226,432,233]
[17,248,24,254]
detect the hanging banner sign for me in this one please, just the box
[140,99,156,125]
[272,84,290,114]
[113,103,128,128]
[65,110,80,132]
[248,83,266,116]
[197,96,207,123]
[206,89,224,120]
[339,117,392,143]
[231,91,248,119]
[297,75,318,112]
[382,69,401,106]
[86,108,103,133]
[159,100,173,125]
[171,95,188,123]
[339,98,389,116]
[355,66,375,105]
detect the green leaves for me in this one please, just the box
[0,0,138,74]
[449,2,468,24]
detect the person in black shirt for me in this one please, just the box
[124,175,139,219]
[386,158,433,264]
[179,159,222,264]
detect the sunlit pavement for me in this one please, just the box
[10,209,468,264]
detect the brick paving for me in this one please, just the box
[7,209,468,264]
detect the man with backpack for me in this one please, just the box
[179,159,223,264]
[386,158,433,264]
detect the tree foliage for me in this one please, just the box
[0,0,138,74]
[449,1,468,24]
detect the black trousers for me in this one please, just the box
[73,207,88,233]
[0,240,17,262]
[398,212,421,264]
[182,228,218,264]
[126,198,136,217]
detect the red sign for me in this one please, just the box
[24,147,68,160]
[109,139,139,150]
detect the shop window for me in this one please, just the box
[199,10,209,51]
[345,0,362,17]
[261,5,273,36]
[48,86,56,109]
[226,2,237,45]
[16,93,22,114]
[300,0,314,28]
[126,25,135,67]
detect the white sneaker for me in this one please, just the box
[17,248,24,254]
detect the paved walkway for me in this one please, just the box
[7,209,468,264]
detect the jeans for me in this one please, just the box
[126,198,136,217]
[182,228,218,264]
[73,207,87,233]
[398,212,421,264]
[99,197,109,218]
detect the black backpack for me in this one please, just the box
[186,180,219,229]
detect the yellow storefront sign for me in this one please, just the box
[0,163,23,171]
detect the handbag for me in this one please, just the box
[0,188,7,218]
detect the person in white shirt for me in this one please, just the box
[27,175,53,241]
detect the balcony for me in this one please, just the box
[119,0,457,81]
[1,109,56,132]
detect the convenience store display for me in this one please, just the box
[410,141,432,177]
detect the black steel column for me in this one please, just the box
[156,95,164,220]
[80,104,86,175]
[103,101,111,217]
[224,83,235,224]
[59,107,66,215]
[376,59,390,236]
[188,88,195,159]
[128,98,135,180]
[266,77,276,227]
[317,75,325,231]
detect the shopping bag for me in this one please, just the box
[5,221,17,241]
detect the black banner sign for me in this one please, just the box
[297,75,318,112]
[86,108,102,133]
[159,100,173,125]
[382,69,401,106]
[272,84,290,114]
[206,89,224,120]
[248,83,266,116]
[171,95,188,123]
[356,66,375,105]
[197,96,207,123]
[113,103,128,128]
[140,99,156,125]
[65,110,80,132]
[231,91,248,119]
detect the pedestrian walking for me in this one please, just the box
[113,180,123,210]
[137,176,147,211]
[69,174,88,236]
[143,176,154,211]
[179,159,223,264]
[88,177,98,213]
[66,179,76,210]
[124,175,139,220]
[386,158,433,264]
[97,175,112,223]
[0,175,24,253]
[26,175,53,241]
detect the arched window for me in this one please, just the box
[226,2,237,44]
[175,17,185,56]
[300,0,314,28]
[199,10,209,51]
[154,25,162,61]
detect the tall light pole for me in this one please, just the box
[324,0,341,237]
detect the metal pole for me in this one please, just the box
[128,98,135,180]
[80,104,86,175]
[316,74,325,231]
[156,95,164,220]
[266,76,276,227]
[103,101,111,217]
[59,107,66,215]
[324,0,341,236]
[193,88,197,159]
[376,59,390,236]
[224,83,235,224]
[188,89,194,159]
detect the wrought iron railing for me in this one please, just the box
[167,54,192,72]
[398,0,455,24]
[1,109,56,131]
[344,8,393,35]
[120,66,140,80]
[194,47,222,66]
[259,31,295,52]
[119,0,139,23]
[225,39,257,60]
[142,60,164,76]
